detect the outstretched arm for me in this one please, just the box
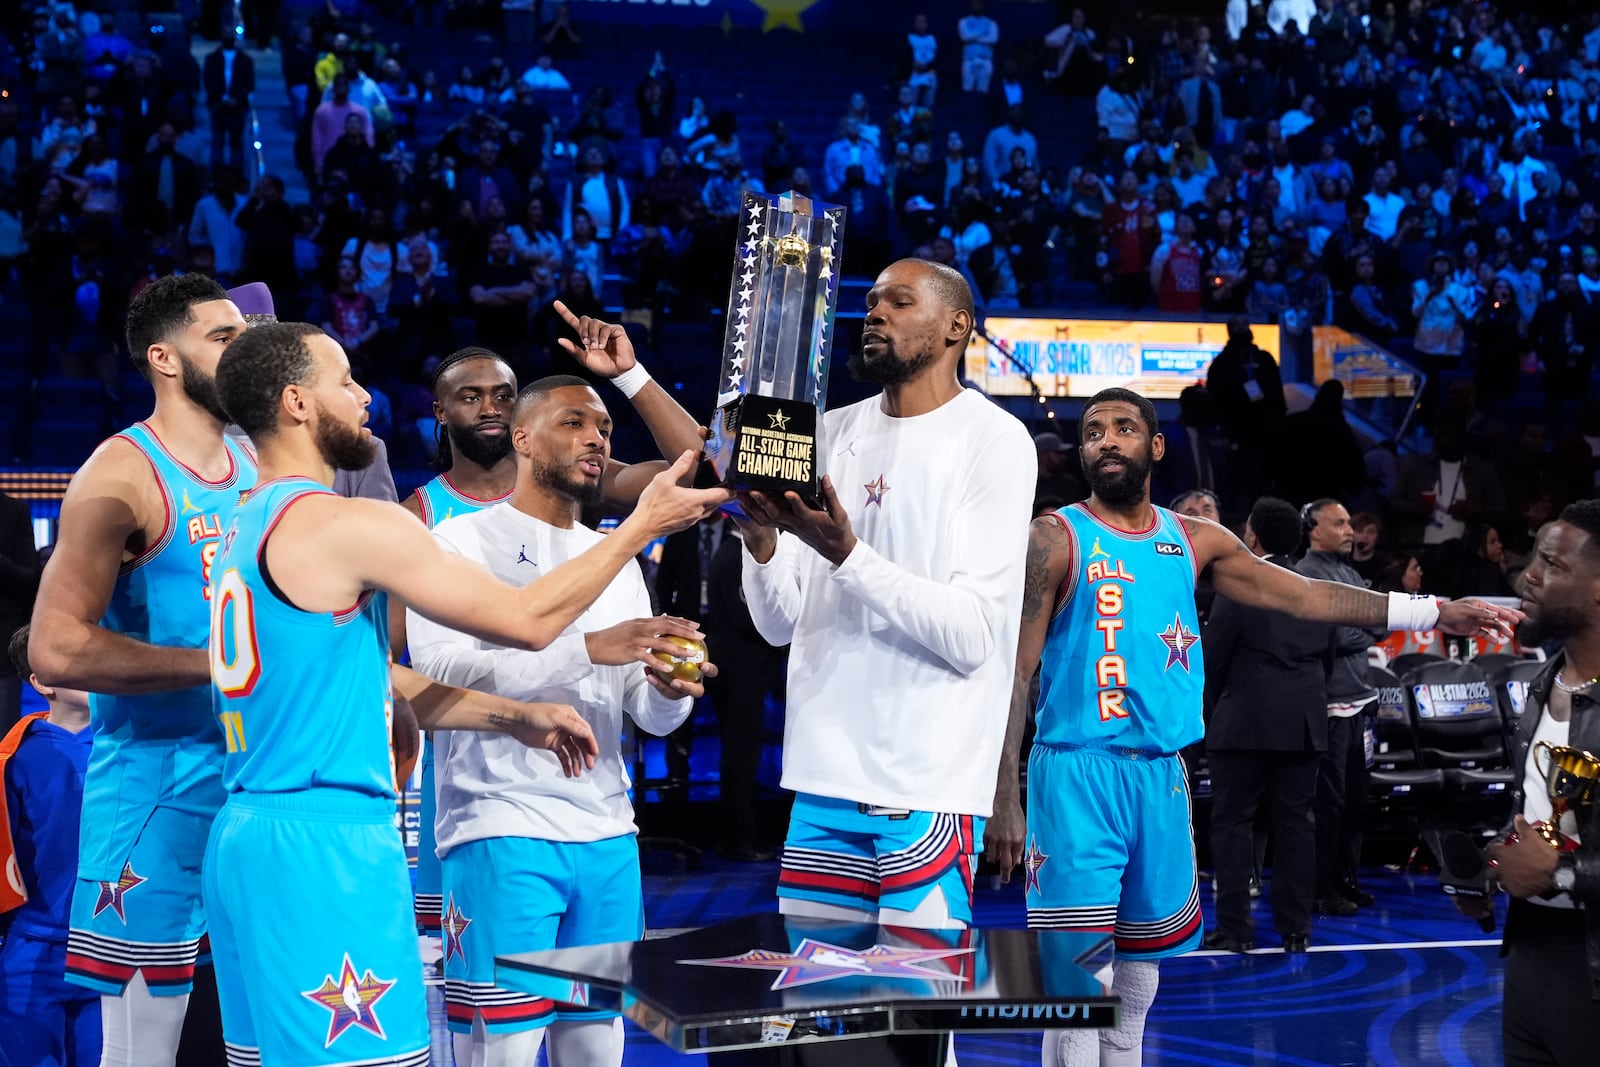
[1186,516,1522,638]
[985,514,1074,882]
[552,300,707,502]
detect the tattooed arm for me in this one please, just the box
[985,514,1075,882]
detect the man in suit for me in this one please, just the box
[0,489,41,735]
[654,514,728,786]
[1202,496,1332,953]
[203,33,255,174]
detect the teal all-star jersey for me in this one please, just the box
[209,477,395,799]
[1035,503,1205,755]
[78,423,257,882]
[412,473,510,529]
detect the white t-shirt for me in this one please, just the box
[1523,711,1580,909]
[408,504,692,852]
[740,389,1036,816]
[1423,459,1467,545]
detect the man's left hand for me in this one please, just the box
[644,657,717,701]
[1437,597,1523,639]
[553,300,637,376]
[742,476,857,566]
[1488,815,1561,898]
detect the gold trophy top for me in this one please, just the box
[774,232,811,267]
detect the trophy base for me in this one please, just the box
[1529,821,1580,852]
[719,393,821,503]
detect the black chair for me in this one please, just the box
[1471,652,1524,676]
[1404,660,1516,795]
[1390,650,1450,678]
[1490,659,1548,749]
[1368,665,1446,796]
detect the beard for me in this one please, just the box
[179,354,231,423]
[1515,601,1587,647]
[1083,452,1152,507]
[848,337,935,386]
[448,422,514,468]
[314,401,377,471]
[530,452,603,509]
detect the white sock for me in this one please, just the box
[453,1015,543,1067]
[99,972,188,1067]
[1041,1028,1098,1067]
[547,1018,623,1067]
[777,896,877,924]
[1100,959,1159,1067]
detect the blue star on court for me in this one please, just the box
[863,475,890,507]
[681,938,975,991]
[1023,836,1049,896]
[1158,614,1200,672]
[442,895,471,965]
[301,954,396,1048]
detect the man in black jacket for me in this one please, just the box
[1297,498,1385,914]
[0,489,40,734]
[1203,497,1332,953]
[1472,501,1600,1065]
[203,34,255,173]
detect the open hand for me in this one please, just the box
[500,701,599,778]
[554,300,637,377]
[742,476,856,566]
[1437,597,1523,640]
[634,452,735,536]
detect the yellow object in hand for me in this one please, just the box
[652,636,707,683]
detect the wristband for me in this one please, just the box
[611,363,652,399]
[1387,591,1441,632]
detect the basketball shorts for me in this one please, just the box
[777,793,984,925]
[1025,743,1202,960]
[414,747,441,935]
[203,792,428,1067]
[66,806,211,997]
[439,834,642,1035]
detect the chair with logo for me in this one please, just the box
[1404,659,1516,795]
[1489,659,1548,752]
[1367,665,1445,838]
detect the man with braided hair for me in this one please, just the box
[1001,386,1525,1066]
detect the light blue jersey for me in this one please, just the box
[78,423,257,882]
[210,477,394,798]
[1036,503,1204,755]
[412,473,509,530]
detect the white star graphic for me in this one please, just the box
[741,243,757,260]
[739,286,754,305]
[741,267,756,285]
[732,337,748,354]
[730,354,746,373]
[727,371,742,388]
[818,263,832,281]
[747,216,763,236]
[734,321,750,338]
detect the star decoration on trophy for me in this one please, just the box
[1158,614,1200,672]
[1023,836,1049,895]
[768,409,791,431]
[681,938,975,991]
[301,954,396,1047]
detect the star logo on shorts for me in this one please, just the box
[1158,614,1200,672]
[863,475,890,507]
[1023,836,1049,896]
[768,409,791,431]
[441,894,471,966]
[92,862,146,924]
[302,954,396,1048]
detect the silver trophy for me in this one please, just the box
[706,191,846,502]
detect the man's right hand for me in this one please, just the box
[729,495,778,562]
[585,615,704,667]
[632,451,733,537]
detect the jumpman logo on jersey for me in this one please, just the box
[516,546,537,568]
[835,437,859,458]
[863,475,890,507]
[441,895,472,965]
[1087,537,1110,561]
[92,862,146,923]
[180,488,202,515]
[302,954,397,1048]
[1158,614,1200,672]
[1023,836,1049,896]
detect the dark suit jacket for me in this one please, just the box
[0,491,41,671]
[655,520,729,625]
[705,533,787,662]
[204,48,255,108]
[1203,555,1333,752]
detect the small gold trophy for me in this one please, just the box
[1530,741,1600,851]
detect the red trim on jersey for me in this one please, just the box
[109,434,175,574]
[257,483,370,617]
[1114,910,1202,955]
[136,421,240,488]
[412,487,433,527]
[441,473,513,505]
[1040,511,1078,618]
[1172,508,1203,579]
[1072,501,1159,537]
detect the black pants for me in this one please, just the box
[1503,900,1600,1067]
[708,650,783,847]
[1209,748,1319,940]
[1315,714,1369,897]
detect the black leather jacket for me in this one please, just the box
[1500,653,1600,999]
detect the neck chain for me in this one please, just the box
[1554,668,1600,694]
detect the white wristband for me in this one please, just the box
[1387,591,1441,632]
[611,363,652,399]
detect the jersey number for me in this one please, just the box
[211,568,262,699]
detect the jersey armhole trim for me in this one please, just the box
[257,487,366,618]
[1172,509,1203,580]
[1048,511,1078,619]
[113,434,175,575]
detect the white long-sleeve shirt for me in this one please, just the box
[740,389,1035,817]
[408,503,692,851]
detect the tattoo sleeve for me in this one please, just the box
[998,518,1071,796]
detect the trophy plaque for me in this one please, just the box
[1530,741,1600,851]
[706,191,846,503]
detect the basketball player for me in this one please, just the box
[202,322,726,1066]
[737,257,1036,933]
[1007,388,1524,1067]
[27,274,253,1067]
[408,374,714,1067]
